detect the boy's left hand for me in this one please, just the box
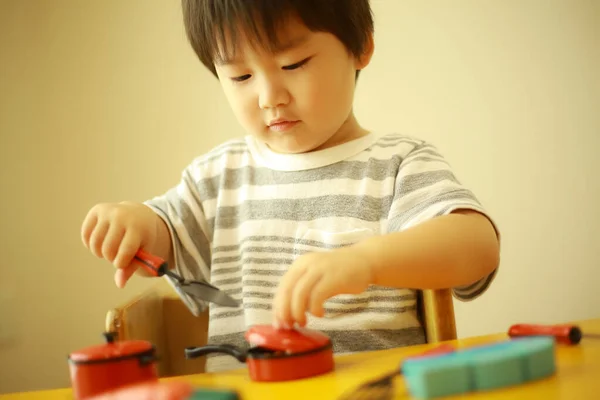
[272,247,374,328]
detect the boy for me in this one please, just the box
[81,0,500,372]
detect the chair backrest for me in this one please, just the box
[105,286,208,377]
[105,286,456,377]
[417,288,457,343]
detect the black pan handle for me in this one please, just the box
[185,344,247,363]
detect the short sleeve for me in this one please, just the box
[386,141,500,302]
[144,166,213,316]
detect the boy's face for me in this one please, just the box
[213,17,373,154]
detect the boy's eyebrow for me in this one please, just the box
[216,33,311,66]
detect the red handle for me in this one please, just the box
[405,344,455,362]
[134,249,168,277]
[508,323,582,345]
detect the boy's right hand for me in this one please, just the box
[81,201,168,288]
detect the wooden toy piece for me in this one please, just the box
[401,337,556,399]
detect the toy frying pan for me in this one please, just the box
[184,325,335,382]
[134,249,239,308]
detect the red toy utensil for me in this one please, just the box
[508,323,600,345]
[134,249,239,308]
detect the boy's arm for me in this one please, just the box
[271,209,499,328]
[354,209,499,290]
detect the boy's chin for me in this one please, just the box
[265,142,314,154]
[260,135,326,155]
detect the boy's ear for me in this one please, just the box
[355,32,375,70]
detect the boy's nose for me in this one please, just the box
[258,79,290,109]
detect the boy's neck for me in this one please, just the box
[311,112,370,153]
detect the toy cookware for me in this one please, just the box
[67,332,159,399]
[185,325,335,382]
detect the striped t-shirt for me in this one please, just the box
[144,132,498,372]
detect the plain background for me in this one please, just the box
[1,0,598,394]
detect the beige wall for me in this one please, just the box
[0,0,598,394]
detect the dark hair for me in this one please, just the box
[181,0,374,78]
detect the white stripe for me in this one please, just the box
[389,180,472,213]
[212,219,384,247]
[188,139,423,180]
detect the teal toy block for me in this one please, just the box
[402,337,556,399]
[185,388,240,400]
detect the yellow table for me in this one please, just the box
[3,318,599,399]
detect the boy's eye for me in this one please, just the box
[282,57,311,70]
[231,74,251,82]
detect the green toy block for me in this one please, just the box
[401,337,556,399]
[186,388,240,400]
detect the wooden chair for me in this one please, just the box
[105,286,457,378]
[105,286,209,377]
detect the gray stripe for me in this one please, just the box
[388,189,478,232]
[454,268,498,300]
[366,142,414,150]
[403,143,443,159]
[407,155,451,166]
[326,304,417,315]
[363,138,421,151]
[212,257,293,271]
[211,304,272,320]
[210,303,417,319]
[204,327,426,358]
[212,275,282,287]
[145,187,211,275]
[217,284,401,297]
[378,134,417,142]
[330,294,415,304]
[326,327,426,353]
[454,276,486,292]
[210,294,416,312]
[215,286,410,300]
[213,246,307,263]
[213,279,280,289]
[209,195,392,231]
[195,158,403,201]
[395,170,460,198]
[213,267,287,277]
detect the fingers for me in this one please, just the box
[112,230,143,288]
[113,230,141,270]
[273,263,308,328]
[102,224,125,263]
[80,203,152,290]
[114,263,138,289]
[308,278,334,318]
[81,211,98,248]
[290,272,323,327]
[88,220,110,258]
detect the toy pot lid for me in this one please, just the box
[68,332,155,364]
[244,325,331,354]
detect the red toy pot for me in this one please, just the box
[185,325,334,382]
[67,332,159,399]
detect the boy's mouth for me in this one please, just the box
[268,119,300,132]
